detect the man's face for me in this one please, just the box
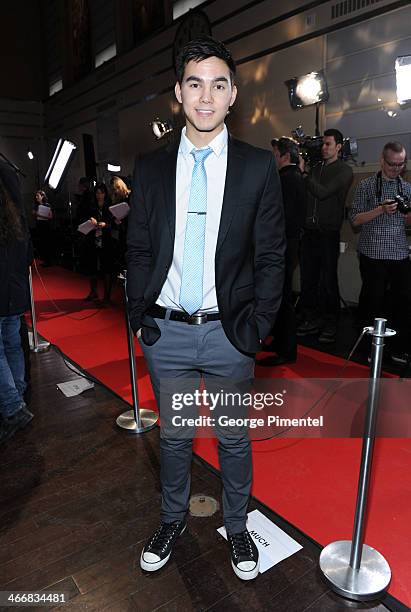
[273,146,290,169]
[381,148,406,179]
[175,57,237,145]
[322,136,341,162]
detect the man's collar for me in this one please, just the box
[324,158,339,166]
[380,171,401,182]
[179,125,228,157]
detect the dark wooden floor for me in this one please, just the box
[0,345,395,611]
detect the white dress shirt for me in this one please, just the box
[157,125,228,313]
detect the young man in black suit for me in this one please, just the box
[127,36,285,580]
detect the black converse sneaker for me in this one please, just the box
[140,520,186,572]
[228,529,260,580]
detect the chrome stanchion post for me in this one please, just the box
[28,266,50,353]
[319,318,395,601]
[116,270,158,434]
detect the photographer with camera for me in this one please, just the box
[350,141,411,364]
[297,129,353,343]
[259,137,306,366]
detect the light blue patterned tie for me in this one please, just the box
[179,147,213,315]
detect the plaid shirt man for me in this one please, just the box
[350,174,411,260]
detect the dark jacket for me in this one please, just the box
[126,136,285,355]
[279,164,306,238]
[0,162,32,316]
[0,227,32,316]
[305,159,353,231]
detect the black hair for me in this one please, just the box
[272,137,300,165]
[175,36,236,84]
[93,182,110,206]
[324,128,343,146]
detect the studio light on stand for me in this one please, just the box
[29,139,76,351]
[45,138,77,270]
[285,71,329,136]
[151,118,173,141]
[44,139,76,190]
[395,55,411,105]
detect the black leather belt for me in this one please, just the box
[148,304,220,325]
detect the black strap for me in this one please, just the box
[376,171,402,203]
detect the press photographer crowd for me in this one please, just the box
[1,129,411,445]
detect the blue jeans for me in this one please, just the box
[0,315,26,418]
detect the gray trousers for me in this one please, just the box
[139,313,255,535]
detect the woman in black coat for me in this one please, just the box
[0,172,34,444]
[79,182,115,303]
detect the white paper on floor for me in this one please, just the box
[217,509,303,573]
[57,378,94,397]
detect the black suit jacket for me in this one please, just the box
[126,135,285,355]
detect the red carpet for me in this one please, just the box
[31,265,411,606]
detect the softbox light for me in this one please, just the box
[395,55,411,105]
[44,139,77,190]
[285,71,329,109]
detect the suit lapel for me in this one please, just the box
[216,137,244,253]
[162,143,179,241]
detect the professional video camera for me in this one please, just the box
[291,126,358,167]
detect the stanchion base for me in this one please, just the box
[116,409,158,434]
[30,341,50,353]
[319,541,391,601]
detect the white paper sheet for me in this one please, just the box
[37,204,51,219]
[77,220,95,235]
[57,378,94,397]
[217,509,302,573]
[109,202,130,220]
